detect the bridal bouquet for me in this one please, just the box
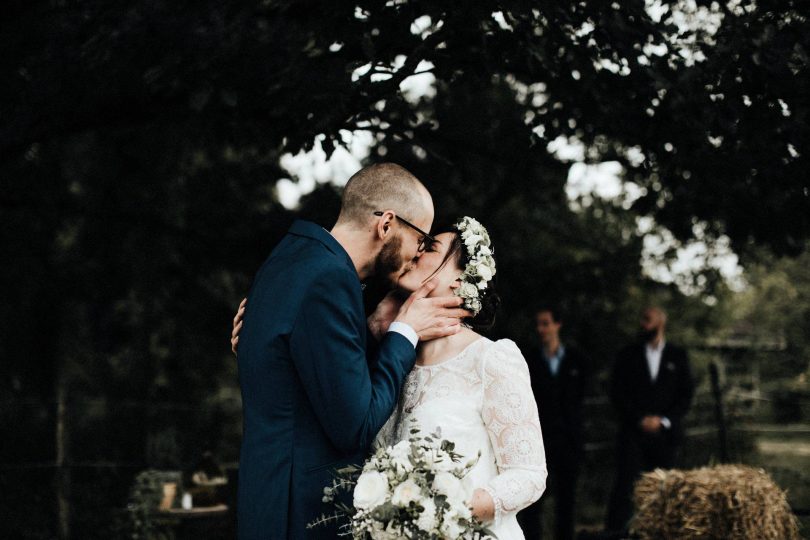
[309,422,496,539]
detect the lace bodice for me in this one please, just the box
[376,338,547,536]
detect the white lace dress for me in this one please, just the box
[376,338,548,540]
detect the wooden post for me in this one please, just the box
[709,360,728,463]
[56,360,70,540]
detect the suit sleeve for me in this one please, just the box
[574,349,592,407]
[289,266,416,454]
[665,348,695,425]
[609,349,640,427]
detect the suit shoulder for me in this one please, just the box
[616,343,641,360]
[665,343,689,360]
[279,237,356,282]
[566,345,589,362]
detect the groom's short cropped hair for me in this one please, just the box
[337,163,430,225]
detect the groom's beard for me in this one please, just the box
[373,234,405,288]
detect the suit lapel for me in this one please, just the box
[638,344,654,386]
[654,344,673,387]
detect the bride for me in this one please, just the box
[232,217,547,539]
[372,217,546,539]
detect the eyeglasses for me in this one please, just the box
[373,211,436,253]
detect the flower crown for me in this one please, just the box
[454,217,496,316]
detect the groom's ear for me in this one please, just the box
[375,210,395,239]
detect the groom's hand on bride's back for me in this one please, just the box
[395,279,472,341]
[231,298,247,355]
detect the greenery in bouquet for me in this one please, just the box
[309,420,496,539]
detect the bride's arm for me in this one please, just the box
[477,340,548,525]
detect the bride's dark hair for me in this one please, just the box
[424,220,501,332]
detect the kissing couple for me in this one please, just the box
[232,163,547,539]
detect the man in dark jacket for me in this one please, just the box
[235,163,469,539]
[605,306,695,533]
[519,306,590,540]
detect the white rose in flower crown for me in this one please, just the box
[416,497,438,532]
[458,281,479,299]
[475,261,493,281]
[391,477,421,507]
[464,233,483,251]
[353,470,389,510]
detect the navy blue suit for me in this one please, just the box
[236,221,416,539]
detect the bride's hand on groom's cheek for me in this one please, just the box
[395,279,472,342]
[231,298,247,355]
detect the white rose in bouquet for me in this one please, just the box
[440,508,465,539]
[416,498,438,532]
[372,522,404,540]
[433,471,467,503]
[389,439,414,475]
[353,470,389,510]
[391,478,421,507]
[309,421,494,539]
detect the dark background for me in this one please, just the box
[1,1,809,538]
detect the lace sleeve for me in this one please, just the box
[373,409,399,451]
[480,339,547,525]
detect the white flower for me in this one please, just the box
[458,282,479,299]
[416,498,438,532]
[456,500,472,520]
[353,471,389,510]
[433,471,466,503]
[391,478,421,507]
[388,440,413,475]
[464,234,483,251]
[370,522,403,540]
[440,513,464,539]
[424,448,455,473]
[476,262,493,281]
[452,216,496,316]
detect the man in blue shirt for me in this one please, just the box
[520,306,591,540]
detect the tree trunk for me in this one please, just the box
[55,358,70,540]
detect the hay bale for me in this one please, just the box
[630,464,800,539]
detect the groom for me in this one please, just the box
[236,163,468,540]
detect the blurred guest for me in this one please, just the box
[519,306,591,540]
[605,307,695,533]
